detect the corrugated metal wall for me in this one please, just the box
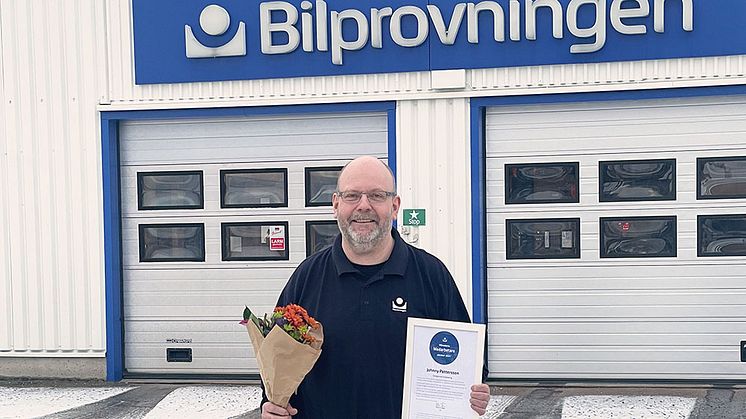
[397,99,473,311]
[470,56,746,91]
[0,0,108,355]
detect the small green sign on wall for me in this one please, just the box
[403,209,426,226]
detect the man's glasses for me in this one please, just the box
[336,190,396,203]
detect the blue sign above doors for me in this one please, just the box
[132,0,746,85]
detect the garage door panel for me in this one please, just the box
[121,115,387,165]
[125,334,250,348]
[487,268,746,290]
[485,96,746,379]
[486,125,743,152]
[126,320,251,333]
[488,347,739,363]
[125,349,256,365]
[486,98,746,124]
[484,131,746,157]
[489,305,746,319]
[486,152,746,208]
[120,112,386,375]
[121,220,318,267]
[486,361,746,377]
[487,292,746,307]
[125,366,257,374]
[124,141,378,165]
[124,334,257,373]
[125,305,263,319]
[120,161,343,216]
[125,357,257,373]
[488,269,744,289]
[486,100,746,157]
[487,210,746,263]
[123,293,280,314]
[121,114,385,140]
[489,321,744,334]
[124,269,289,292]
[489,334,745,347]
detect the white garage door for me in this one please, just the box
[119,112,388,375]
[486,96,746,380]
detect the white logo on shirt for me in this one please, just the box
[392,297,407,313]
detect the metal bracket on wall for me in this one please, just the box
[400,226,419,244]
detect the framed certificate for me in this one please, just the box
[401,318,486,419]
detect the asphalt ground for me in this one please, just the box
[0,378,745,418]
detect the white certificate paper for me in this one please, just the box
[401,318,486,419]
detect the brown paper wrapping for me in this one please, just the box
[245,320,323,408]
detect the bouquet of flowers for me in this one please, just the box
[241,304,323,408]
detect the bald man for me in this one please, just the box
[261,156,490,419]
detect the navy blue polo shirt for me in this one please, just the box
[272,229,474,419]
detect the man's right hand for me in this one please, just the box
[261,401,298,418]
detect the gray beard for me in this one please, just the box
[338,219,388,253]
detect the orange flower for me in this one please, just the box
[302,333,316,343]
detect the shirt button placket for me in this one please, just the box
[360,286,372,320]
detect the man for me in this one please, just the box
[262,156,490,418]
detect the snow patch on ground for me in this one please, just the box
[0,386,133,419]
[144,386,262,419]
[484,395,517,418]
[562,395,696,419]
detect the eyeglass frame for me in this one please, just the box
[335,190,397,204]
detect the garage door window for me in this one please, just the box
[505,163,579,204]
[221,169,288,208]
[600,216,677,258]
[222,222,289,261]
[139,224,205,262]
[506,218,580,259]
[697,157,746,199]
[137,171,203,210]
[599,159,676,202]
[305,167,342,206]
[698,214,746,257]
[306,220,338,256]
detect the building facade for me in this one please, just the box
[1,0,745,381]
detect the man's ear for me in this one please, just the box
[391,195,401,218]
[332,193,340,217]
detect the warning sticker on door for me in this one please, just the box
[263,225,286,251]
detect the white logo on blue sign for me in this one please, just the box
[132,0,732,85]
[429,331,459,365]
[185,4,247,58]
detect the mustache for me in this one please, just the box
[350,213,379,222]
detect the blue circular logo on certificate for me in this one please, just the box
[429,331,459,365]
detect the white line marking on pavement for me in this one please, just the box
[562,395,696,419]
[0,386,134,419]
[143,386,262,419]
[484,395,517,418]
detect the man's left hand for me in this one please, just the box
[469,384,490,416]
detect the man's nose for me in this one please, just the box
[356,193,374,209]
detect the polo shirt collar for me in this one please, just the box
[331,228,408,277]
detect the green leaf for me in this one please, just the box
[243,306,264,334]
